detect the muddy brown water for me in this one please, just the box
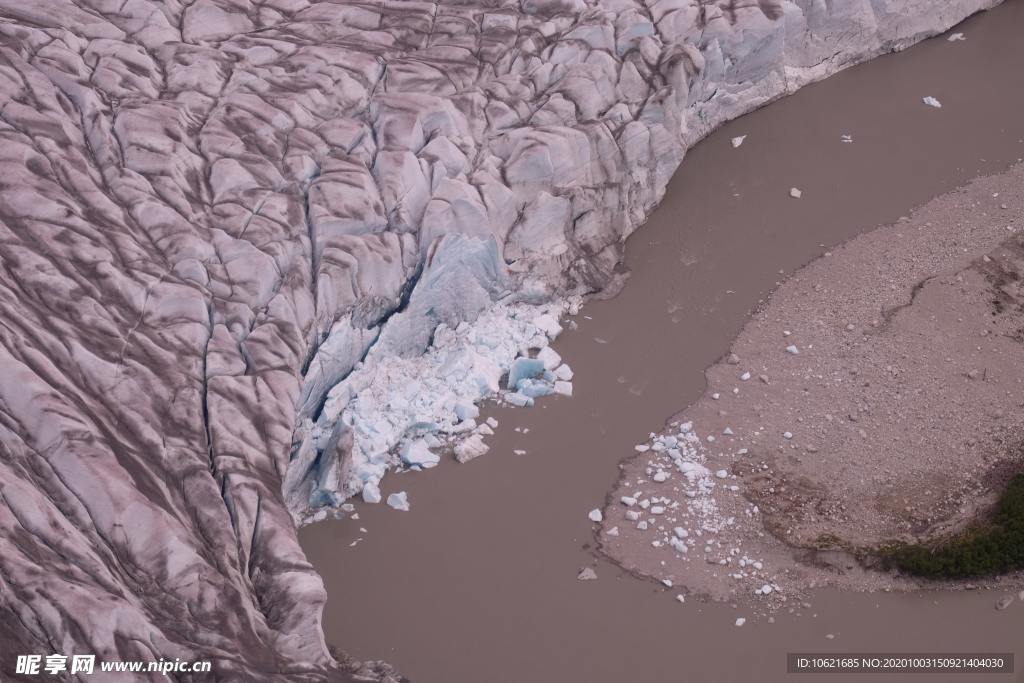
[301,4,1024,682]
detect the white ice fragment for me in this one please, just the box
[553,380,573,397]
[634,444,650,452]
[711,393,721,400]
[621,496,637,506]
[786,345,800,355]
[790,187,802,199]
[716,469,729,479]
[588,508,604,523]
[731,135,747,148]
[537,345,562,370]
[533,313,563,339]
[662,579,674,587]
[723,427,734,436]
[626,510,641,521]
[652,471,669,483]
[948,32,965,41]
[577,568,598,581]
[386,491,410,511]
[740,372,751,381]
[841,134,853,143]
[454,434,490,462]
[486,416,499,428]
[673,527,688,539]
[760,584,773,595]
[362,482,382,504]
[504,392,534,407]
[783,431,793,440]
[554,363,574,381]
[454,401,480,422]
[922,96,942,108]
[607,526,619,537]
[676,595,686,604]
[400,439,440,468]
[735,618,746,627]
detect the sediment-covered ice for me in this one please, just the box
[0,0,1001,678]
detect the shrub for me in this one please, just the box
[883,474,1024,579]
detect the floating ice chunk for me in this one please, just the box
[362,482,382,504]
[554,363,574,381]
[537,346,562,370]
[454,401,480,422]
[635,444,650,452]
[533,313,563,339]
[486,416,499,428]
[786,345,800,355]
[723,427,734,436]
[735,618,746,627]
[841,134,853,143]
[508,357,546,390]
[948,32,965,41]
[790,187,802,199]
[588,508,604,522]
[922,96,942,108]
[518,378,555,398]
[386,491,410,511]
[662,579,673,587]
[454,434,490,463]
[400,440,440,468]
[553,380,573,397]
[504,392,534,407]
[621,496,637,506]
[577,568,598,581]
[711,393,720,400]
[740,372,751,381]
[731,135,747,148]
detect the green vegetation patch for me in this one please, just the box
[882,474,1024,579]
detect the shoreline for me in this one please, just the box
[599,162,1024,606]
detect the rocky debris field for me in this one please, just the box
[601,162,1024,605]
[0,0,1003,678]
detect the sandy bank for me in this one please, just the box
[602,163,1024,602]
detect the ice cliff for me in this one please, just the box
[0,0,1000,679]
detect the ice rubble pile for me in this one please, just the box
[0,0,999,678]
